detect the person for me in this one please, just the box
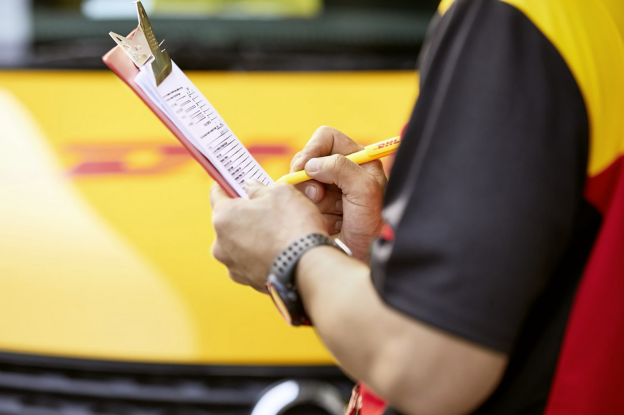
[209,0,624,413]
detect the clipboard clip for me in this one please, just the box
[109,1,172,86]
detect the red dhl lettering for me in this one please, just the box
[375,138,400,150]
[65,142,291,177]
[65,139,396,177]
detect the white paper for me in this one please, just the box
[135,62,273,198]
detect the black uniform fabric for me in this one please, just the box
[369,0,596,413]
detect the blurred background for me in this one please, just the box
[3,0,436,70]
[0,0,432,414]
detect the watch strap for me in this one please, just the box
[267,233,347,326]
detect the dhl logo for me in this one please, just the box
[64,142,292,177]
[375,137,400,150]
[64,140,395,177]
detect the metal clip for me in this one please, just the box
[109,1,172,86]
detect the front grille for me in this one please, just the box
[0,352,353,415]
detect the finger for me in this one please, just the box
[323,213,343,234]
[244,179,269,199]
[294,181,342,214]
[291,126,363,172]
[290,151,303,172]
[305,154,376,198]
[314,189,343,215]
[294,180,326,203]
[210,182,231,209]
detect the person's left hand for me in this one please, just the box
[210,180,328,292]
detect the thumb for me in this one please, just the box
[305,154,373,196]
[244,179,268,199]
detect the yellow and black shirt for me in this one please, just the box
[371,0,624,413]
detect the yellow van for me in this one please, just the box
[0,1,430,413]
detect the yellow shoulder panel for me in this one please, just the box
[438,0,456,15]
[501,0,624,177]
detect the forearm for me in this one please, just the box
[297,246,385,378]
[296,246,507,415]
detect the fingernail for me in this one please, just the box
[245,179,263,187]
[306,158,320,173]
[335,220,343,232]
[304,185,317,201]
[335,200,343,212]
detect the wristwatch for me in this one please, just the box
[266,233,352,326]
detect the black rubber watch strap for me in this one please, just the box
[267,234,347,326]
[270,234,336,284]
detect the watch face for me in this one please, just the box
[267,282,292,325]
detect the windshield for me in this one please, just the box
[1,0,437,70]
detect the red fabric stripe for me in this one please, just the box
[545,156,624,414]
[360,384,388,415]
[584,156,624,214]
[380,223,395,242]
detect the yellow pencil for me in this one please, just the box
[276,136,401,185]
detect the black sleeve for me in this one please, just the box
[370,0,589,354]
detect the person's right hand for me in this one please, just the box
[290,126,387,261]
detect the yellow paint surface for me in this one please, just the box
[0,70,418,364]
[501,0,624,176]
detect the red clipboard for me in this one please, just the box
[102,32,239,198]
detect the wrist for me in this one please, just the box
[265,234,349,326]
[295,245,340,293]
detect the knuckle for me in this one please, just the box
[271,183,293,201]
[364,176,382,196]
[332,154,349,173]
[212,213,221,228]
[315,125,334,135]
[212,212,227,233]
[308,126,335,151]
[227,270,243,284]
[212,241,225,262]
[273,182,291,194]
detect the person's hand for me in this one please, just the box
[290,126,387,261]
[210,180,328,292]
